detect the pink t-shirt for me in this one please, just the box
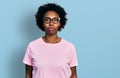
[23,37,78,78]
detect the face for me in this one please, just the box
[43,11,60,35]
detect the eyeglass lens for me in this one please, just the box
[43,17,60,24]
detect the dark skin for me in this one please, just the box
[25,65,32,78]
[25,11,77,78]
[70,66,77,78]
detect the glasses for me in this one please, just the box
[43,17,60,24]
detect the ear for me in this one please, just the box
[42,23,45,30]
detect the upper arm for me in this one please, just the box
[25,64,33,78]
[69,45,78,67]
[70,66,77,78]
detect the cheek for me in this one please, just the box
[57,23,60,28]
[43,24,48,29]
[55,24,60,29]
[58,23,61,29]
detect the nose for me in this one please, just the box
[49,20,54,26]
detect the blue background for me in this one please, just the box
[0,0,120,78]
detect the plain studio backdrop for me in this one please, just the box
[0,0,120,78]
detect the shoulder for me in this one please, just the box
[62,38,75,48]
[27,37,41,48]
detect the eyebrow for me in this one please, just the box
[43,17,60,18]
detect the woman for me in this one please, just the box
[23,3,78,78]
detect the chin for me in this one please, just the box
[46,30,58,35]
[48,32,57,35]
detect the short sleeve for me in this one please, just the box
[68,45,78,67]
[23,44,33,66]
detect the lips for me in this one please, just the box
[48,27,55,31]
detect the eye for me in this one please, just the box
[43,17,60,24]
[44,17,50,21]
[53,18,60,22]
[43,17,50,23]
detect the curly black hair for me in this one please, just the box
[35,3,67,31]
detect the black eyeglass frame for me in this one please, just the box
[43,17,61,24]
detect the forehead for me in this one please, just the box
[44,10,59,18]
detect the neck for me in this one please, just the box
[43,34,61,43]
